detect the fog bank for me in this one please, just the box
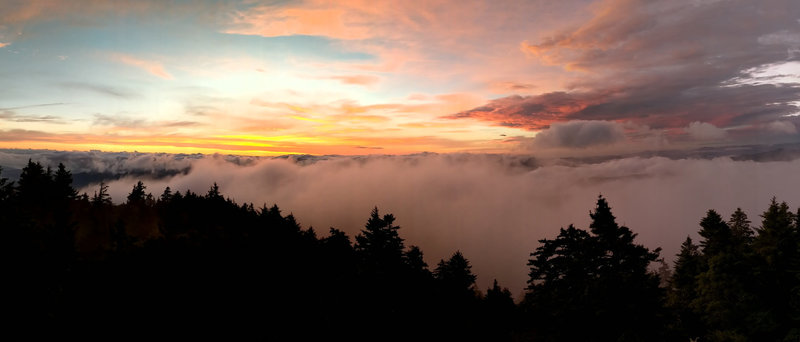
[64,152,800,296]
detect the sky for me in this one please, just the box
[1,0,798,156]
[2,0,800,295]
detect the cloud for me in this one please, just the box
[453,0,800,143]
[92,114,199,130]
[60,82,138,98]
[488,81,537,94]
[763,120,798,134]
[0,110,65,124]
[325,74,380,86]
[225,5,372,40]
[0,103,66,111]
[447,93,600,130]
[685,121,727,141]
[22,149,791,297]
[110,53,173,80]
[531,120,626,148]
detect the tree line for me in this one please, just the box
[1,160,798,340]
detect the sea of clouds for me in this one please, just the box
[3,147,800,296]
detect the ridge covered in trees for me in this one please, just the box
[1,160,799,340]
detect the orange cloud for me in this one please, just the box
[325,74,380,86]
[225,6,371,40]
[110,53,173,80]
[0,127,497,156]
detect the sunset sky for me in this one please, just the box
[1,0,798,156]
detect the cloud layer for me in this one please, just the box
[453,0,800,140]
[6,149,797,296]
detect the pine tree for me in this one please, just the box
[404,245,429,275]
[669,236,704,339]
[18,159,53,204]
[698,210,731,257]
[53,163,77,200]
[354,207,405,273]
[160,186,173,203]
[728,208,753,248]
[525,196,665,341]
[127,181,147,204]
[91,182,112,206]
[435,251,477,294]
[752,198,800,340]
[0,167,13,202]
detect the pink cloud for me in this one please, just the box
[325,74,380,86]
[110,53,173,80]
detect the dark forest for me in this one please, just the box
[2,160,799,341]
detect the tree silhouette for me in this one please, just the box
[404,245,430,276]
[53,163,77,200]
[354,207,405,273]
[127,181,147,204]
[91,181,112,206]
[694,209,758,339]
[8,160,800,340]
[524,196,665,341]
[668,236,704,339]
[752,198,800,340]
[698,209,731,257]
[435,250,477,294]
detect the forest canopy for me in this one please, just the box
[1,160,798,341]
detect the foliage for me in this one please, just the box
[2,161,799,340]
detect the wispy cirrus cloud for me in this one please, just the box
[92,114,199,130]
[59,82,138,98]
[0,110,65,123]
[109,53,173,80]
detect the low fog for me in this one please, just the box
[4,148,800,296]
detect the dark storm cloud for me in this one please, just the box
[452,0,800,139]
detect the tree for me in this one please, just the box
[728,208,753,247]
[0,167,13,203]
[53,163,77,200]
[404,245,430,276]
[91,182,112,206]
[524,196,665,341]
[207,182,222,200]
[354,207,405,273]
[160,186,173,203]
[435,250,477,294]
[698,210,731,257]
[751,198,800,340]
[17,159,53,204]
[668,236,704,339]
[127,181,147,204]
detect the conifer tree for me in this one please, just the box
[698,210,731,257]
[669,236,704,339]
[53,163,77,200]
[752,198,800,340]
[435,251,477,294]
[525,196,665,341]
[127,181,147,204]
[354,207,405,272]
